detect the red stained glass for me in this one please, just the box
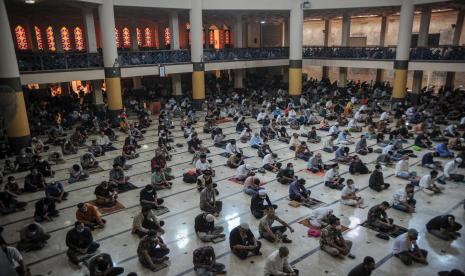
[15,25,28,50]
[115,28,121,48]
[136,27,142,47]
[164,27,170,46]
[46,26,56,51]
[122,27,131,48]
[34,26,44,50]
[144,27,152,47]
[60,27,71,51]
[74,27,85,51]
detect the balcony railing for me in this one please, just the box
[16,46,465,72]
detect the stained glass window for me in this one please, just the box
[46,26,56,51]
[144,27,152,47]
[34,26,44,50]
[74,27,85,51]
[154,28,159,48]
[209,29,214,45]
[224,30,230,45]
[15,25,28,50]
[115,28,121,48]
[164,27,170,46]
[60,27,72,51]
[122,27,131,48]
[136,27,142,47]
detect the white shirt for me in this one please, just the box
[391,189,408,205]
[382,144,394,155]
[329,125,339,135]
[4,246,22,268]
[97,135,110,146]
[443,160,458,178]
[262,154,274,166]
[195,160,210,171]
[395,160,409,175]
[240,129,249,138]
[323,137,334,149]
[235,164,250,178]
[341,185,356,198]
[264,250,293,276]
[348,119,357,129]
[419,174,433,189]
[257,112,267,121]
[380,112,389,121]
[324,168,337,182]
[225,143,239,154]
[393,233,411,254]
[289,136,300,148]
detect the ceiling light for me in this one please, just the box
[260,20,266,24]
[25,0,36,3]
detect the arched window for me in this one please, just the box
[122,27,131,48]
[144,27,152,47]
[74,27,85,51]
[136,27,142,47]
[60,27,72,51]
[224,30,231,45]
[115,28,121,48]
[164,27,170,46]
[209,29,214,46]
[46,26,56,51]
[14,25,28,50]
[34,26,44,50]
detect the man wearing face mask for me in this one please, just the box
[132,206,165,238]
[76,203,106,230]
[66,221,100,265]
[392,228,428,265]
[88,253,124,276]
[137,230,170,271]
[369,164,390,192]
[140,185,164,210]
[320,217,355,259]
[17,222,51,251]
[348,256,376,276]
[277,163,296,185]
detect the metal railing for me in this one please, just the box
[16,46,465,72]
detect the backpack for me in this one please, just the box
[183,170,197,183]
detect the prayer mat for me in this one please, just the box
[152,206,170,216]
[219,152,249,159]
[361,221,408,238]
[117,183,138,194]
[301,169,326,177]
[212,236,226,243]
[228,178,244,185]
[299,218,349,232]
[215,118,232,124]
[149,262,169,272]
[86,166,105,174]
[87,200,125,214]
[287,198,324,209]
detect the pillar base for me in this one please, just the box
[8,135,31,153]
[410,93,420,106]
[108,109,122,127]
[192,99,204,111]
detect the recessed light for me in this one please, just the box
[260,20,266,24]
[25,0,36,4]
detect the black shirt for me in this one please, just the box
[94,184,114,198]
[348,263,373,276]
[426,215,454,231]
[250,194,272,213]
[66,227,93,249]
[194,214,214,233]
[229,226,255,249]
[140,188,157,203]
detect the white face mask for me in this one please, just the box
[335,225,342,230]
[77,228,84,233]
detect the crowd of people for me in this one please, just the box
[1,72,465,276]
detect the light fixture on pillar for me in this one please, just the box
[25,0,36,4]
[301,1,311,9]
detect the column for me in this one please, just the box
[322,18,330,79]
[133,77,142,89]
[83,7,98,53]
[130,21,139,50]
[98,0,123,117]
[171,74,182,98]
[0,0,30,150]
[339,13,350,87]
[61,82,72,97]
[190,0,205,110]
[392,0,414,101]
[234,14,244,89]
[411,7,431,103]
[288,0,303,100]
[445,9,464,88]
[92,80,104,105]
[169,12,180,50]
[283,17,290,47]
[376,15,387,83]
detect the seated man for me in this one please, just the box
[426,214,462,241]
[391,184,416,213]
[195,154,215,177]
[76,203,106,230]
[109,164,132,192]
[355,135,372,156]
[62,139,78,155]
[1,240,26,276]
[96,131,116,152]
[194,213,225,242]
[307,153,327,173]
[289,179,313,204]
[421,152,442,170]
[45,181,69,202]
[366,201,394,232]
[415,132,432,149]
[395,156,419,185]
[262,153,281,172]
[277,163,295,185]
[88,253,124,276]
[435,142,455,158]
[24,168,46,192]
[340,179,364,207]
[393,228,428,265]
[437,158,464,184]
[294,141,312,161]
[140,184,164,209]
[200,181,222,216]
[419,170,443,194]
[243,176,263,196]
[137,230,170,270]
[249,133,264,149]
[309,208,334,228]
[289,133,301,151]
[251,189,277,219]
[229,222,262,259]
[17,222,51,251]
[66,221,100,265]
[369,164,390,192]
[227,153,244,168]
[335,146,351,164]
[257,142,273,158]
[0,189,27,215]
[94,181,118,207]
[89,140,104,157]
[34,155,54,177]
[81,152,99,169]
[225,139,242,157]
[264,246,299,276]
[235,164,255,181]
[320,217,355,258]
[349,155,370,175]
[34,197,59,222]
[307,126,321,143]
[151,167,172,190]
[197,170,218,193]
[337,130,354,145]
[348,256,375,276]
[259,207,293,243]
[240,128,252,143]
[347,118,362,132]
[132,206,165,238]
[193,246,226,276]
[324,164,345,190]
[69,164,89,184]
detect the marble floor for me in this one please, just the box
[1,111,465,276]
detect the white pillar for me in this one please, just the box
[190,1,203,63]
[92,80,104,105]
[83,7,98,53]
[130,22,139,50]
[412,7,431,96]
[289,0,303,61]
[0,0,20,80]
[339,14,350,87]
[169,12,180,50]
[322,18,330,78]
[171,74,182,97]
[234,14,244,89]
[98,0,118,67]
[446,10,464,89]
[376,16,387,83]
